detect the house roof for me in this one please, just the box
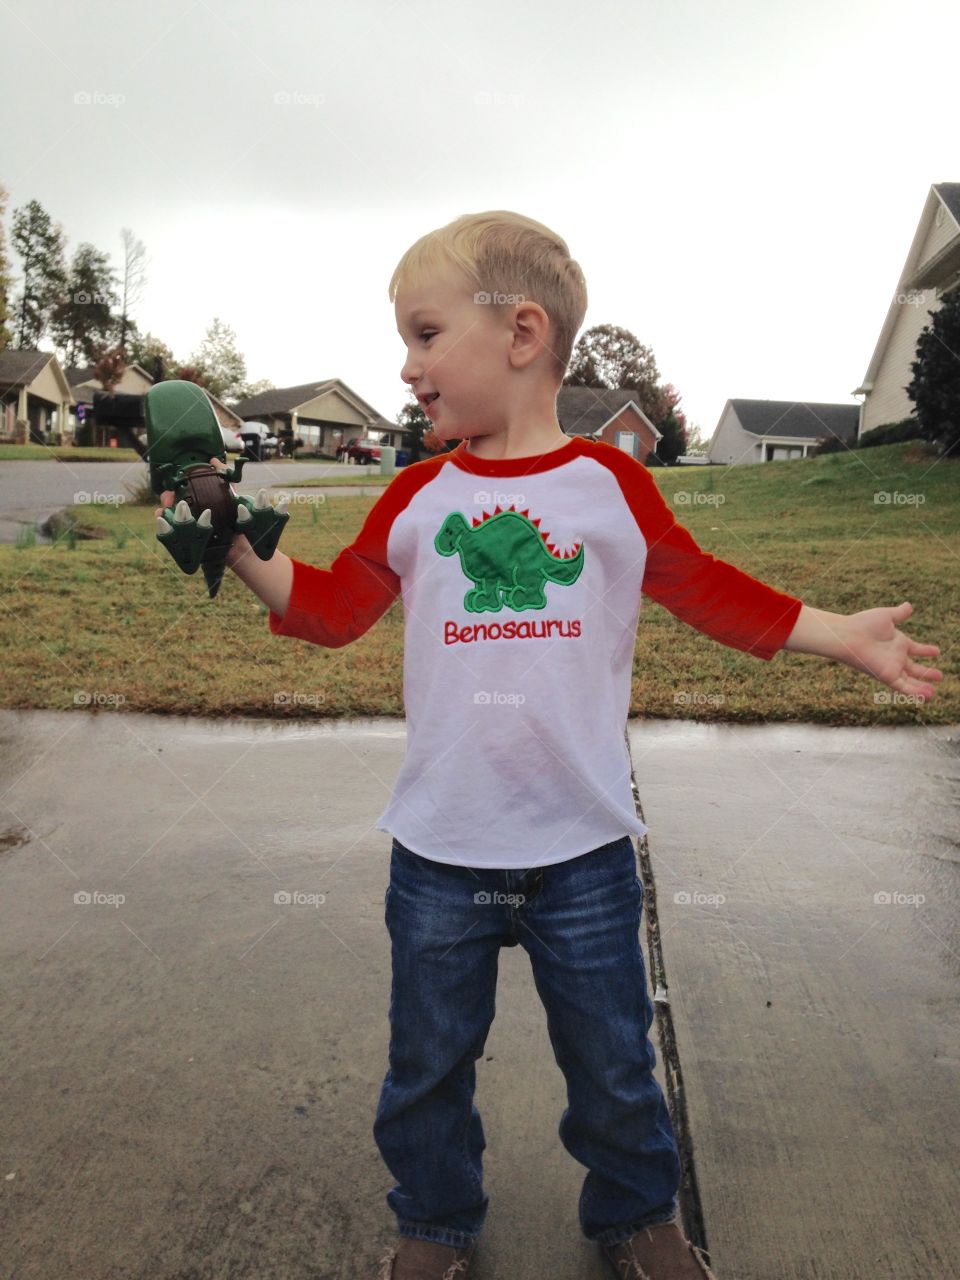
[65,362,155,389]
[0,347,57,389]
[730,399,859,441]
[933,183,960,227]
[0,347,74,403]
[558,386,662,439]
[231,379,338,416]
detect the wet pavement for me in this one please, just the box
[0,710,958,1279]
[0,460,386,543]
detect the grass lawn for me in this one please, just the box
[0,441,956,723]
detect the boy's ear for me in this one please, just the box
[507,300,553,371]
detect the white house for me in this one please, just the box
[707,399,859,465]
[854,182,960,436]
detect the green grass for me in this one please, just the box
[0,441,956,723]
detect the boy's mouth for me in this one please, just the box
[422,393,440,413]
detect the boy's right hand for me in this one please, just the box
[153,456,227,517]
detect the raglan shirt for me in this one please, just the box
[267,435,804,870]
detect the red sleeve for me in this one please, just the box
[267,457,443,649]
[597,444,804,660]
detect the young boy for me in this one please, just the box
[159,212,942,1280]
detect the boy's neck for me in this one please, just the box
[463,427,569,461]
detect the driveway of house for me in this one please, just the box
[0,710,957,1279]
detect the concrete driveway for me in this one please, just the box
[0,711,958,1279]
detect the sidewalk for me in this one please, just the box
[0,710,957,1279]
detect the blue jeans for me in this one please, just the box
[372,834,682,1249]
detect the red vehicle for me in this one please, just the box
[339,436,383,465]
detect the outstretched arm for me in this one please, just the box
[783,601,943,701]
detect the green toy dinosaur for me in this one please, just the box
[434,507,585,613]
[147,380,289,598]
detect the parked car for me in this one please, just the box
[219,425,245,453]
[238,422,279,461]
[342,437,385,465]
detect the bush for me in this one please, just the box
[857,417,925,449]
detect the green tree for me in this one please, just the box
[11,199,68,348]
[127,330,177,381]
[190,317,247,400]
[51,243,119,366]
[565,324,660,396]
[0,185,12,351]
[565,323,688,459]
[396,397,430,462]
[907,287,960,457]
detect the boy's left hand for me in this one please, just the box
[835,601,943,701]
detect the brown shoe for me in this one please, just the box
[600,1220,717,1279]
[376,1235,475,1280]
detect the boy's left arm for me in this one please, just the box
[782,601,942,702]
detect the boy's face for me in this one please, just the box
[395,269,515,444]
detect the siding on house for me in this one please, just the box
[589,405,660,462]
[860,208,955,433]
[858,185,960,434]
[707,401,763,465]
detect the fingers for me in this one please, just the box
[154,488,176,517]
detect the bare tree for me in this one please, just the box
[118,228,147,355]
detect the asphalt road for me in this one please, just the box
[0,459,387,543]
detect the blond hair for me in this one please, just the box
[388,210,588,380]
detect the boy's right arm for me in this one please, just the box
[225,533,293,617]
[155,457,403,646]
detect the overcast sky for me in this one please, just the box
[3,0,958,437]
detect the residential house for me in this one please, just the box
[0,349,74,444]
[65,362,155,445]
[558,387,662,462]
[708,399,859,465]
[231,379,389,455]
[855,182,960,436]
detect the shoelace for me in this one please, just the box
[442,1259,471,1279]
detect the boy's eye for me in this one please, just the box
[420,331,436,342]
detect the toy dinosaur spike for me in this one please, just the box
[146,380,289,599]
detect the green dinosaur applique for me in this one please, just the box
[434,506,585,613]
